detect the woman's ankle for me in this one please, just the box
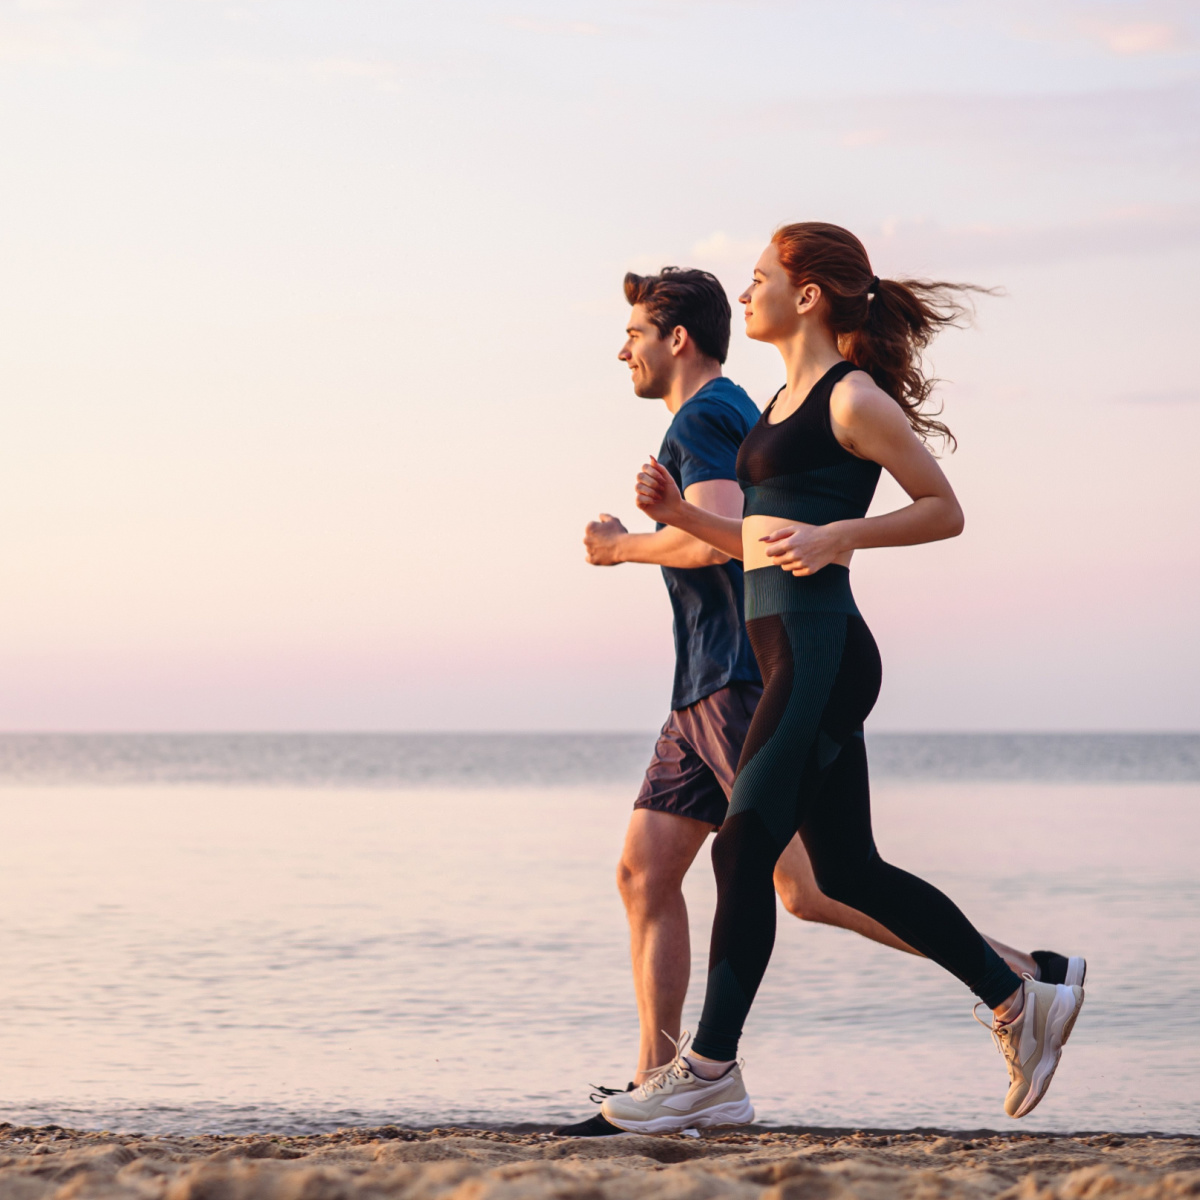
[686,1053,735,1080]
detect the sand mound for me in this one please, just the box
[0,1123,1195,1199]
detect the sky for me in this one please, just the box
[1,0,1197,731]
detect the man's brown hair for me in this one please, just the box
[623,267,731,364]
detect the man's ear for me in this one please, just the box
[668,325,690,357]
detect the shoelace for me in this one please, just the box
[588,1058,672,1104]
[973,973,1034,1085]
[630,1031,693,1099]
[974,1004,1018,1083]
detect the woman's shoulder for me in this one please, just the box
[829,368,900,428]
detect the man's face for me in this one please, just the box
[618,304,675,399]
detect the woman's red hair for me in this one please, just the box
[772,221,990,448]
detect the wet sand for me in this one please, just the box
[2,1122,1198,1199]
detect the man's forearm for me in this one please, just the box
[616,527,730,569]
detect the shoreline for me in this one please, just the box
[4,1121,1198,1198]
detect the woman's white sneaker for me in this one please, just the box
[600,1035,755,1134]
[977,976,1084,1118]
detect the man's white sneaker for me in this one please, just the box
[600,1034,755,1134]
[976,976,1084,1118]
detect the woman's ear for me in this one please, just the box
[796,282,822,315]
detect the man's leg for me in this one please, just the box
[616,808,712,1083]
[773,833,1037,977]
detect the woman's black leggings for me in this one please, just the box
[691,566,1021,1062]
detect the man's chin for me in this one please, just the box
[632,380,665,399]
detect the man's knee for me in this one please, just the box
[618,809,709,913]
[616,853,684,914]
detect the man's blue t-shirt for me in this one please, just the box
[657,377,762,711]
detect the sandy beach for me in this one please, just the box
[3,1122,1198,1199]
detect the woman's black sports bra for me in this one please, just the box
[736,360,882,525]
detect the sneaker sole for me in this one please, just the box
[603,1097,755,1135]
[551,1130,639,1139]
[1014,984,1083,1118]
[1066,957,1087,988]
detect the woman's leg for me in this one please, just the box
[691,609,855,1061]
[601,582,1079,1130]
[774,835,1040,977]
[692,610,1021,1064]
[797,616,1020,1007]
[774,835,918,953]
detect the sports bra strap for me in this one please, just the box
[823,360,861,386]
[764,360,861,420]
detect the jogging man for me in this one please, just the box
[555,267,1083,1137]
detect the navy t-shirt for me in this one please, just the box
[657,377,762,711]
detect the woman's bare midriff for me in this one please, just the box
[741,514,855,573]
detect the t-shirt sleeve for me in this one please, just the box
[667,404,745,492]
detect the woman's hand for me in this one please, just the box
[635,457,687,527]
[761,522,847,576]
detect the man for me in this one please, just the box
[555,267,1083,1137]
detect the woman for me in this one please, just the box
[600,222,1084,1132]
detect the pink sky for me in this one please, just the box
[1,1,1197,730]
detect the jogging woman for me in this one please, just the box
[601,222,1084,1131]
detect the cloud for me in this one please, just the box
[0,0,141,64]
[504,16,601,37]
[705,206,1200,276]
[305,56,402,89]
[758,82,1200,173]
[871,205,1200,271]
[840,128,887,148]
[1115,390,1200,404]
[1082,19,1184,55]
[933,0,1195,58]
[216,53,417,92]
[690,231,764,264]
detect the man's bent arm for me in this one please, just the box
[617,523,728,568]
[585,480,743,569]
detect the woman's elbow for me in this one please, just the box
[706,549,732,566]
[946,501,965,539]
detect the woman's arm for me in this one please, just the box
[635,458,746,560]
[762,376,964,576]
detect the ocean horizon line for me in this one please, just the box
[0,730,1196,784]
[0,728,1196,737]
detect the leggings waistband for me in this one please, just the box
[744,564,859,621]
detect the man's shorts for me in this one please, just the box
[633,681,763,829]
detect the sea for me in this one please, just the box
[0,733,1196,1137]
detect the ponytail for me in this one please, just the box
[772,222,993,450]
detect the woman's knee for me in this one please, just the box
[809,856,878,911]
[775,871,835,922]
[712,814,785,898]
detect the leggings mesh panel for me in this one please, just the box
[692,610,1021,1061]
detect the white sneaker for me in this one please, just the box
[977,976,1084,1118]
[600,1033,755,1134]
[1031,949,1087,987]
[1066,957,1087,987]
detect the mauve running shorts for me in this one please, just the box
[633,681,763,829]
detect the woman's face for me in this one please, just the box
[738,242,816,343]
[738,243,796,342]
